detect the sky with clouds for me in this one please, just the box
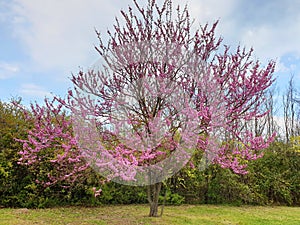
[1,0,300,106]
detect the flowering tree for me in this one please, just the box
[16,99,88,187]
[17,0,276,217]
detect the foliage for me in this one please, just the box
[99,183,147,204]
[0,99,34,207]
[15,99,89,188]
[246,140,300,206]
[167,140,300,206]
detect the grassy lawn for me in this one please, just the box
[0,205,299,225]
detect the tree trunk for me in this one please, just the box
[147,182,162,217]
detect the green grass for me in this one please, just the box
[0,205,299,225]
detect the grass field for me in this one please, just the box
[0,205,299,225]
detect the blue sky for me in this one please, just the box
[1,0,300,106]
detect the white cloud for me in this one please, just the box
[180,0,300,67]
[10,0,129,73]
[180,0,237,24]
[19,83,52,98]
[7,0,300,74]
[0,62,19,79]
[240,22,300,62]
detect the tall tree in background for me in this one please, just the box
[18,0,276,217]
[242,87,280,138]
[283,75,300,142]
